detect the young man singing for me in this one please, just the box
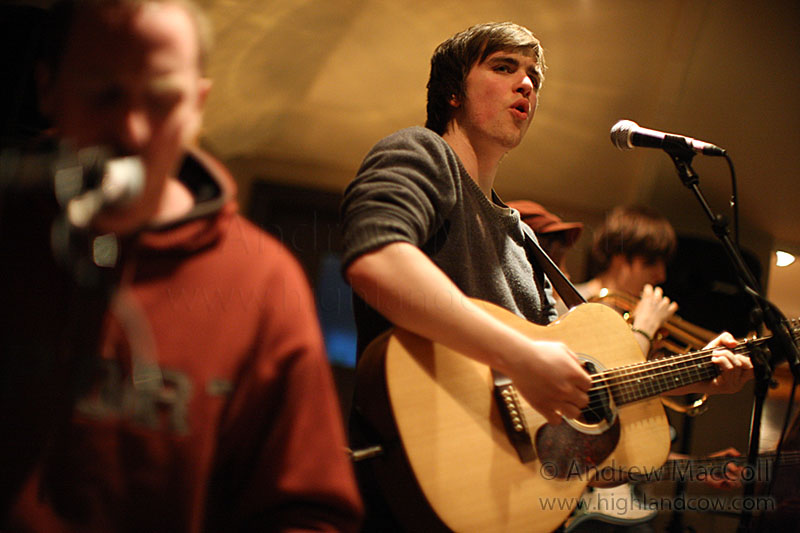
[341,22,751,531]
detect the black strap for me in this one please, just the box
[520,224,586,310]
[489,220,587,463]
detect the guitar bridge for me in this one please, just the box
[493,375,535,463]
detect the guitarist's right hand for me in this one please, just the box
[348,242,592,426]
[503,340,592,426]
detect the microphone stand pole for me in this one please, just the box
[665,144,800,533]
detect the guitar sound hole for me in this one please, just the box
[578,361,614,426]
[533,358,621,478]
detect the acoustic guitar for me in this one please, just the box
[355,299,797,533]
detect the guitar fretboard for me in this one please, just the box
[608,353,718,405]
[590,337,773,407]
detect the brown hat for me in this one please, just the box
[507,200,584,246]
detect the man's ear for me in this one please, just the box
[197,77,212,110]
[188,77,213,144]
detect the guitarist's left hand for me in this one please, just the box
[672,332,753,396]
[705,332,754,394]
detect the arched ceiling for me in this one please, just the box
[200,0,799,256]
[12,0,799,316]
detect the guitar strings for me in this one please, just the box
[587,339,754,390]
[586,322,799,391]
[579,341,754,412]
[583,360,718,410]
[587,350,717,391]
[519,325,798,416]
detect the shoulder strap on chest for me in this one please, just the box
[520,224,586,310]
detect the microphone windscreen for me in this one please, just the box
[610,119,638,150]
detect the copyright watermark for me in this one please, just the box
[538,458,772,484]
[538,494,776,514]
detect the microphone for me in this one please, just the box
[610,119,726,157]
[1,144,144,228]
[66,152,145,228]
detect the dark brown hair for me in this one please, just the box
[589,205,677,275]
[425,22,545,134]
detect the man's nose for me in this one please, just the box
[516,74,533,99]
[117,107,151,153]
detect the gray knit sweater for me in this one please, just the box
[341,126,556,355]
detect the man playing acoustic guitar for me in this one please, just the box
[341,21,752,532]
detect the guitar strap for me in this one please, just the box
[519,223,587,310]
[489,224,588,463]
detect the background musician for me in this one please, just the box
[575,205,681,357]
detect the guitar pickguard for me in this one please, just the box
[534,357,621,479]
[535,416,620,479]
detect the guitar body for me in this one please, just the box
[356,300,671,533]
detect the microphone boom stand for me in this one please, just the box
[664,143,800,532]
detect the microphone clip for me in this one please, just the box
[661,135,701,163]
[667,148,700,188]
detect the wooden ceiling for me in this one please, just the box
[196,0,800,316]
[9,0,799,317]
[199,0,797,244]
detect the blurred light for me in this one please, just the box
[776,250,795,267]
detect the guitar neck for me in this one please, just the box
[627,450,800,483]
[594,338,765,407]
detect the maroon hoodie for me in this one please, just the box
[7,149,362,532]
